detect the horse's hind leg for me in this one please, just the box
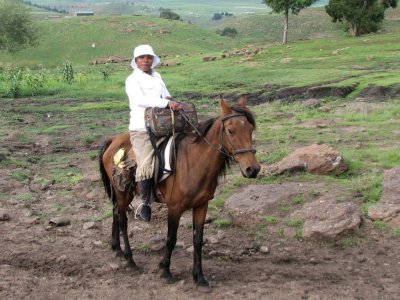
[159,209,181,282]
[111,205,123,257]
[119,209,137,269]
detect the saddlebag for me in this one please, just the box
[144,102,198,137]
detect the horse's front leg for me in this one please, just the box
[159,208,181,281]
[192,203,209,287]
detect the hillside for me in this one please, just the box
[0,16,241,68]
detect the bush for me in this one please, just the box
[220,27,238,38]
[160,10,180,20]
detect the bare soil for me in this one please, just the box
[1,97,399,300]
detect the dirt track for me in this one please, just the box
[1,97,399,299]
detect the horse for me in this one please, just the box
[98,96,260,287]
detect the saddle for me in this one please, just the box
[112,135,180,194]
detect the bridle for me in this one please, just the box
[180,110,257,161]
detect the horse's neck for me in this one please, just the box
[191,118,225,177]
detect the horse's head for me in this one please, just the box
[219,96,260,178]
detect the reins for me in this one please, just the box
[179,110,256,160]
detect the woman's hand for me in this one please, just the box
[167,100,181,111]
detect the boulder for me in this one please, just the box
[291,200,361,241]
[266,144,347,175]
[368,167,400,227]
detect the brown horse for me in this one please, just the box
[98,96,260,287]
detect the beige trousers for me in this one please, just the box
[130,131,166,182]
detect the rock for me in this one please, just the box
[302,98,321,108]
[159,61,180,67]
[175,241,185,248]
[388,215,400,227]
[380,167,400,204]
[266,144,348,176]
[0,210,11,221]
[149,235,165,251]
[368,203,400,221]
[93,240,103,247]
[49,216,70,227]
[83,221,97,230]
[259,246,270,254]
[202,56,216,62]
[205,236,219,245]
[225,183,318,223]
[0,153,7,162]
[291,200,361,241]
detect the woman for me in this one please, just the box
[126,44,180,222]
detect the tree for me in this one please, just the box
[325,0,398,37]
[0,0,38,53]
[159,10,181,20]
[262,0,318,44]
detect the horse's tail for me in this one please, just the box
[99,137,113,201]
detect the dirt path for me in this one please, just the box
[1,97,399,299]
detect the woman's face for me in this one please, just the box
[135,55,154,73]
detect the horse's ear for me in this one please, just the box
[238,95,247,107]
[220,96,232,115]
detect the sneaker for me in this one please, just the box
[139,204,151,222]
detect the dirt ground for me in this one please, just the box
[1,97,399,300]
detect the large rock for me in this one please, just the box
[368,167,400,226]
[291,200,361,241]
[380,167,400,204]
[266,144,347,175]
[225,183,317,223]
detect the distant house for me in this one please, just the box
[76,11,94,17]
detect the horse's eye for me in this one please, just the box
[227,128,234,135]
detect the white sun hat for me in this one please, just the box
[130,44,161,69]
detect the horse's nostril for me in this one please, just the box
[246,166,259,178]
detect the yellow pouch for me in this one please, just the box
[113,148,126,169]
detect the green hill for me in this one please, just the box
[0,16,241,68]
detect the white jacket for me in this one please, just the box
[126,69,170,131]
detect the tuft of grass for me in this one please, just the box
[139,242,150,252]
[292,194,304,205]
[263,215,279,225]
[213,219,232,228]
[10,171,30,182]
[16,192,34,202]
[286,218,304,227]
[372,220,388,231]
[393,228,400,238]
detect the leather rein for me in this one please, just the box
[179,110,256,161]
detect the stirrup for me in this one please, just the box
[134,203,145,220]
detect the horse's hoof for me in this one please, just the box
[126,262,140,272]
[196,278,210,288]
[160,270,173,282]
[196,281,211,293]
[115,250,124,258]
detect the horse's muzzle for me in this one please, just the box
[242,164,260,178]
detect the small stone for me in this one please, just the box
[49,216,70,226]
[56,254,68,262]
[83,221,97,230]
[93,240,103,247]
[259,246,270,254]
[109,263,119,270]
[206,236,219,244]
[175,241,185,248]
[0,210,11,221]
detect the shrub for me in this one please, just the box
[220,27,238,38]
[160,10,180,20]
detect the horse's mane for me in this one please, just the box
[190,104,256,178]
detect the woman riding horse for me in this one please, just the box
[100,48,260,286]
